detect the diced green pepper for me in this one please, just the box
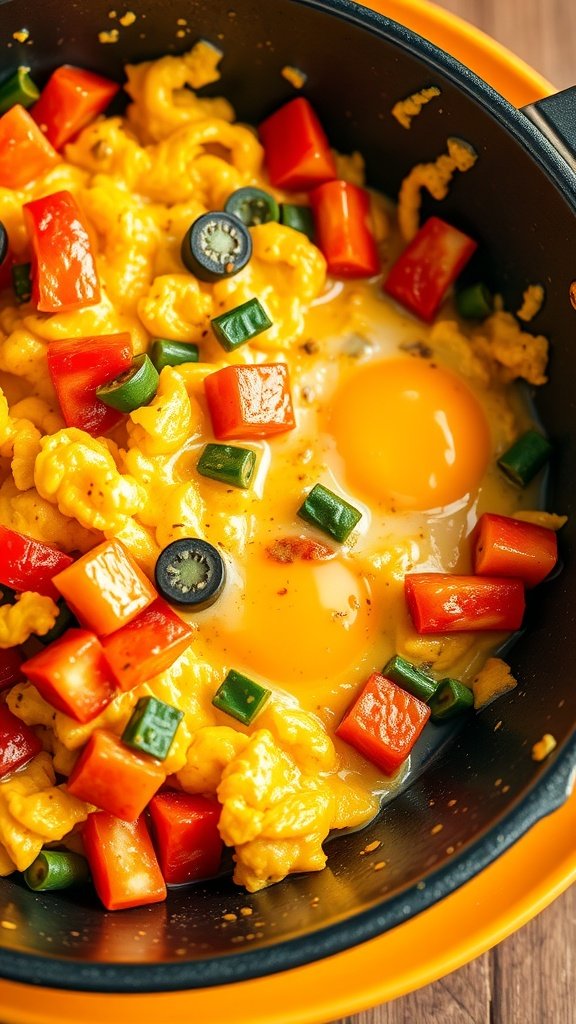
[429,678,474,721]
[456,282,493,319]
[96,354,159,412]
[197,443,256,489]
[121,696,183,760]
[24,850,89,892]
[225,187,279,227]
[280,203,315,241]
[0,67,40,116]
[382,654,438,702]
[150,338,199,372]
[297,483,362,543]
[497,430,552,487]
[211,298,272,351]
[212,669,271,726]
[12,262,32,303]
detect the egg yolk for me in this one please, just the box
[331,358,490,511]
[210,549,375,688]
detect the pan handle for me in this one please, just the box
[522,85,576,172]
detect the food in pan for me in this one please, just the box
[0,44,563,905]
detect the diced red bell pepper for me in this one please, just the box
[67,731,165,821]
[31,65,119,151]
[310,180,379,277]
[101,598,193,692]
[53,540,157,637]
[336,672,430,775]
[0,647,24,693]
[0,105,60,189]
[259,97,337,190]
[47,332,132,436]
[83,812,167,910]
[148,791,223,885]
[0,704,42,778]
[0,525,74,600]
[204,363,296,440]
[21,629,118,723]
[384,216,477,322]
[405,573,526,633]
[23,189,101,313]
[472,513,558,588]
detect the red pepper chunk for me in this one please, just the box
[0,105,59,189]
[204,363,296,439]
[384,216,477,322]
[23,190,101,314]
[0,704,42,779]
[405,573,525,633]
[149,791,223,885]
[31,65,119,151]
[310,181,380,278]
[472,513,558,588]
[0,647,24,693]
[259,97,337,190]
[83,812,167,911]
[47,333,132,436]
[102,598,193,692]
[53,540,157,637]
[0,525,73,600]
[22,629,117,723]
[336,673,430,775]
[67,731,165,821]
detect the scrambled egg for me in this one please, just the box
[397,136,477,241]
[0,753,92,874]
[0,47,557,895]
[391,86,441,130]
[0,592,59,648]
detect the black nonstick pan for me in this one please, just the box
[0,0,574,993]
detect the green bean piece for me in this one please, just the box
[429,678,474,721]
[382,654,438,703]
[211,297,272,351]
[197,443,256,489]
[497,430,552,487]
[297,483,362,543]
[12,263,32,303]
[212,669,271,726]
[122,696,184,760]
[456,282,493,320]
[96,354,159,412]
[150,338,199,372]
[279,203,315,241]
[24,851,89,892]
[225,187,279,227]
[0,67,40,115]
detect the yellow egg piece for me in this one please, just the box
[331,357,490,511]
[207,547,375,689]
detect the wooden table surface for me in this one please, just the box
[335,2,575,1022]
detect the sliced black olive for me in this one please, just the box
[181,212,252,282]
[0,221,8,268]
[155,538,226,609]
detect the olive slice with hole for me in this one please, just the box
[154,538,226,609]
[181,212,252,282]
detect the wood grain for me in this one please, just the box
[333,1,575,1022]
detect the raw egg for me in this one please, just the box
[330,357,490,511]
